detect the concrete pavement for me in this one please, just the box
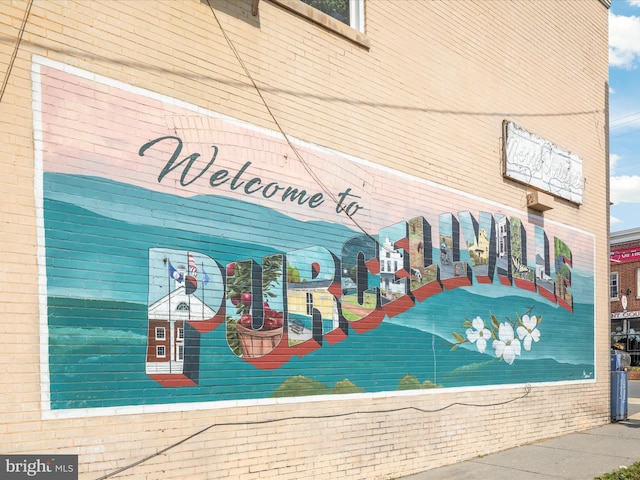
[401,383,640,480]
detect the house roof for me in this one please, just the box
[148,286,215,321]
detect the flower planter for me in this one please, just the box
[236,323,283,358]
[628,370,640,380]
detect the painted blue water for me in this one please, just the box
[43,174,595,410]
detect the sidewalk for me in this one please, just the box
[401,398,640,480]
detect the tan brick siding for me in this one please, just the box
[0,0,609,479]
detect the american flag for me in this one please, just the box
[188,252,198,277]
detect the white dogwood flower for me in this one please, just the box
[492,323,521,365]
[466,316,491,354]
[516,314,541,351]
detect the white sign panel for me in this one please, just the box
[611,310,640,320]
[503,121,583,204]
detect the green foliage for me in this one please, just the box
[226,260,252,314]
[270,375,331,397]
[270,376,366,397]
[287,264,300,283]
[557,263,571,278]
[261,255,283,298]
[422,380,439,389]
[226,256,283,314]
[450,332,466,350]
[332,379,364,394]
[554,237,572,262]
[342,293,377,308]
[225,317,241,357]
[468,249,488,265]
[510,217,522,253]
[398,374,440,390]
[269,374,440,399]
[340,293,378,322]
[490,312,500,330]
[398,375,422,390]
[595,462,640,480]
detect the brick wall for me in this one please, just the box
[0,1,610,479]
[611,240,640,312]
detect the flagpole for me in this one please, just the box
[201,261,205,320]
[167,258,172,374]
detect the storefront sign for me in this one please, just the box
[610,247,640,264]
[503,121,583,204]
[611,310,640,320]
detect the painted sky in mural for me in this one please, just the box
[33,57,595,418]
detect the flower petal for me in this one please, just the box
[472,316,485,330]
[512,339,521,356]
[523,315,537,331]
[503,347,516,364]
[477,337,487,354]
[516,325,528,340]
[466,328,479,343]
[499,323,515,342]
[530,329,540,342]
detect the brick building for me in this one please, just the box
[611,228,640,366]
[0,1,611,478]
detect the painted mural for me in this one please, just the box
[33,57,595,416]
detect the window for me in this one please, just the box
[177,327,184,340]
[499,225,507,257]
[156,345,166,358]
[610,272,619,300]
[271,0,369,47]
[155,327,166,340]
[176,302,190,312]
[300,0,364,32]
[177,345,184,361]
[306,292,313,315]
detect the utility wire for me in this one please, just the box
[0,0,33,105]
[0,4,595,479]
[94,385,531,479]
[610,110,640,126]
[611,127,640,139]
[206,1,385,249]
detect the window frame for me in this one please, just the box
[347,0,364,32]
[270,0,369,48]
[156,345,166,358]
[610,272,619,300]
[176,302,190,312]
[155,327,166,341]
[300,0,364,31]
[306,292,313,315]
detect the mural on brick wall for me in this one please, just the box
[33,57,595,415]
